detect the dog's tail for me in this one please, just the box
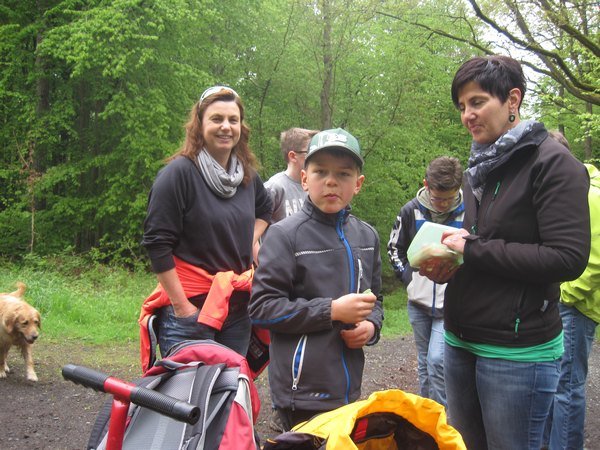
[11,281,26,297]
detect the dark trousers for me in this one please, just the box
[276,408,324,431]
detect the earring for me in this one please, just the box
[509,112,516,123]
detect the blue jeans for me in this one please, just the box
[445,342,560,450]
[547,304,597,450]
[407,302,446,406]
[157,304,251,357]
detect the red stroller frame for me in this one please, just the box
[62,364,199,450]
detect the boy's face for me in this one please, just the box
[424,180,460,213]
[301,151,364,214]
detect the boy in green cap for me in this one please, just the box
[250,128,384,431]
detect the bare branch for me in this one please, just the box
[376,1,599,106]
[537,0,600,57]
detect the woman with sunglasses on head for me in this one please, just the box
[421,56,591,449]
[140,86,272,364]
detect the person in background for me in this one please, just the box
[265,127,319,223]
[545,130,599,450]
[263,127,319,431]
[422,55,591,450]
[387,156,464,407]
[250,128,384,431]
[139,86,272,367]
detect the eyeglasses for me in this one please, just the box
[199,86,239,104]
[294,151,308,155]
[430,196,456,205]
[429,191,459,205]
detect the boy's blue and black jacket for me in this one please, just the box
[250,198,384,413]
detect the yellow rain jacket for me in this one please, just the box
[561,164,600,323]
[263,389,465,450]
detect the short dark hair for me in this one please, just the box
[425,156,463,191]
[280,128,320,162]
[451,55,526,109]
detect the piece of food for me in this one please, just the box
[410,243,462,269]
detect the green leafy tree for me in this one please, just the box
[381,0,598,155]
[240,0,472,282]
[0,0,262,262]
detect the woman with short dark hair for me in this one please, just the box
[422,55,591,449]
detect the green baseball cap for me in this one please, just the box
[306,128,364,169]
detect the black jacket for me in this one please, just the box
[142,156,272,275]
[445,125,591,347]
[250,200,384,412]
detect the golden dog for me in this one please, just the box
[0,282,41,381]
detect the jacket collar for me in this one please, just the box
[302,197,351,226]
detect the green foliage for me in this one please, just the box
[0,0,592,267]
[531,76,599,161]
[0,210,31,255]
[0,256,156,343]
[0,257,410,343]
[380,285,410,337]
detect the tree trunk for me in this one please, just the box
[584,102,592,160]
[320,0,333,129]
[30,14,50,253]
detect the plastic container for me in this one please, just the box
[407,222,464,268]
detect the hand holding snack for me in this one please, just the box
[419,257,460,283]
[442,229,469,254]
[341,320,376,348]
[407,222,465,269]
[410,226,469,283]
[332,289,376,325]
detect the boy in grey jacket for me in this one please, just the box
[250,128,384,431]
[387,156,464,407]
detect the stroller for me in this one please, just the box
[63,339,260,450]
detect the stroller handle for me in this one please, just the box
[62,364,200,425]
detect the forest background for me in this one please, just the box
[0,1,597,300]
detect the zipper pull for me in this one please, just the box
[357,258,363,293]
[493,181,501,199]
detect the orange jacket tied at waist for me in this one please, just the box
[139,256,253,371]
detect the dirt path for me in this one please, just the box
[0,335,597,449]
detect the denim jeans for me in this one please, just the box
[407,301,446,406]
[445,342,560,450]
[156,304,251,357]
[546,303,598,450]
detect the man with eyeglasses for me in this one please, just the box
[387,156,464,408]
[264,128,320,224]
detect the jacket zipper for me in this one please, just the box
[482,181,501,229]
[341,346,351,404]
[335,210,354,402]
[336,211,356,293]
[514,288,528,339]
[471,180,501,234]
[462,181,501,337]
[291,334,307,411]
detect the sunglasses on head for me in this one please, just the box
[199,86,239,104]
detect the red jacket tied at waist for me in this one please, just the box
[139,256,254,371]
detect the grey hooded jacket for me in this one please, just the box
[250,199,384,412]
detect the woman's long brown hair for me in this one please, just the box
[168,90,257,185]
